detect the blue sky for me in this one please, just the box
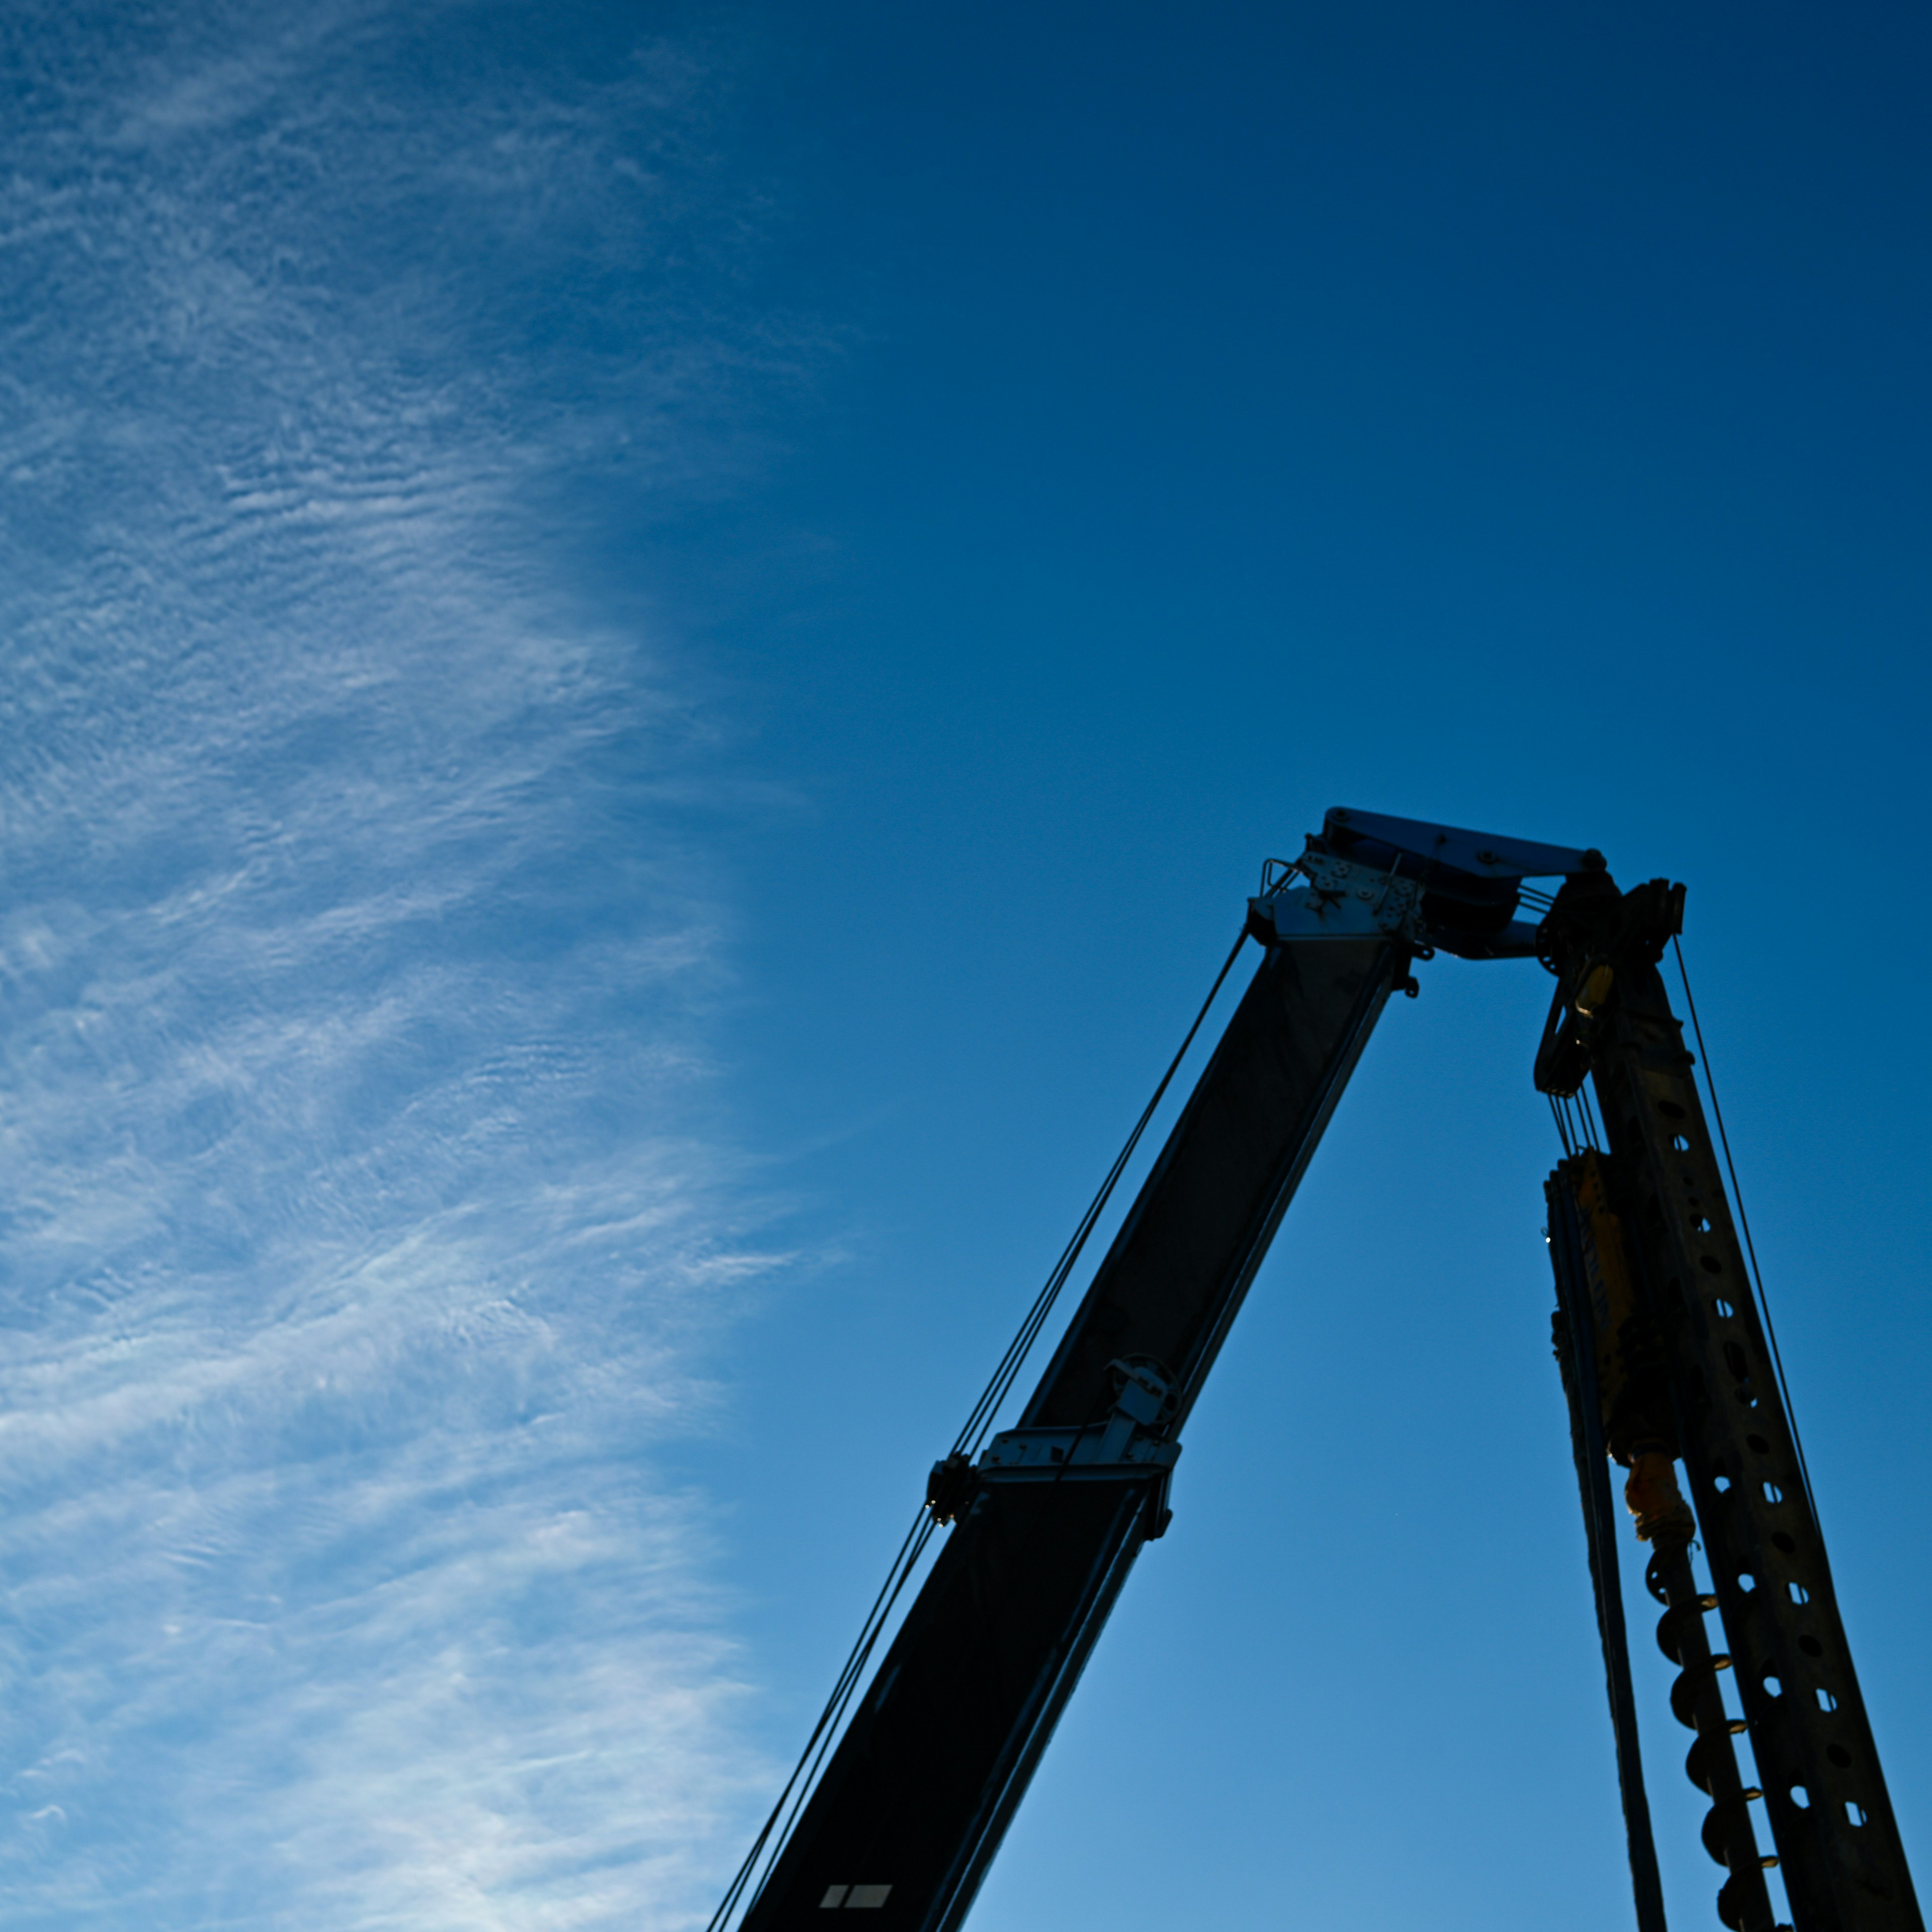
[1,4,1926,1928]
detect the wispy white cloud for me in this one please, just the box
[0,5,790,1924]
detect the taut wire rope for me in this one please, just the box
[1672,933,1818,1530]
[950,926,1250,1457]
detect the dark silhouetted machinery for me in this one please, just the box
[712,809,1920,1932]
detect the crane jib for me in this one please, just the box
[738,934,1400,1932]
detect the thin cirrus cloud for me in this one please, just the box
[1,5,789,1925]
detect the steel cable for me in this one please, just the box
[705,1511,935,1932]
[1671,934,1818,1531]
[951,927,1251,1456]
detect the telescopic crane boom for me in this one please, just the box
[722,809,1920,1932]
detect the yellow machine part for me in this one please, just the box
[1572,1150,1640,1424]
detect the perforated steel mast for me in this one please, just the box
[1536,865,1919,1932]
[722,809,1919,1932]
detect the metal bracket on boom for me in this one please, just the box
[1248,807,1608,964]
[979,1357,1179,1478]
[1247,852,1426,948]
[956,1359,1181,1539]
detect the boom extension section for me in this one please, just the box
[743,925,1399,1931]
